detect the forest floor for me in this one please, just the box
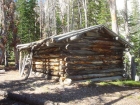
[0,69,140,105]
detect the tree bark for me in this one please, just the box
[78,0,82,28]
[123,0,130,41]
[108,0,119,34]
[82,0,88,28]
[67,0,70,32]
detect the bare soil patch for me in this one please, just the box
[0,70,140,105]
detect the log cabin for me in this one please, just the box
[16,25,132,83]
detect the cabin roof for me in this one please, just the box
[16,25,132,51]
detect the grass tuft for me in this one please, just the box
[137,96,140,99]
[98,80,140,87]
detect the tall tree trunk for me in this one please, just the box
[10,1,20,69]
[39,0,43,39]
[44,0,57,37]
[123,0,129,41]
[71,0,74,30]
[108,0,119,34]
[58,0,67,33]
[0,0,2,35]
[53,0,56,35]
[82,0,88,28]
[1,0,19,68]
[78,0,82,28]
[67,0,70,32]
[1,0,7,36]
[14,46,19,68]
[0,0,7,65]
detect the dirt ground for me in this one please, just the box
[0,69,140,105]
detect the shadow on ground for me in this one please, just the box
[0,70,139,105]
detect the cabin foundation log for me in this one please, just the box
[67,72,122,80]
[66,68,124,75]
[73,76,123,83]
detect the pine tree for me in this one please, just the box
[97,0,111,27]
[130,0,140,75]
[87,0,111,27]
[43,0,112,35]
[16,0,40,43]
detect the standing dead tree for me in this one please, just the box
[44,0,56,37]
[108,0,119,34]
[123,0,130,41]
[0,0,20,68]
[0,0,8,65]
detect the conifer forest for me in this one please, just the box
[0,0,140,76]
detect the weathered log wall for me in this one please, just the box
[32,58,64,77]
[32,31,125,82]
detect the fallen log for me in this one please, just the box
[0,91,52,105]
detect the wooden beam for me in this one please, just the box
[65,60,122,66]
[67,50,97,55]
[66,68,124,75]
[73,76,123,82]
[64,55,122,62]
[67,73,122,80]
[65,65,121,71]
[33,54,62,58]
[78,39,121,46]
[65,44,124,50]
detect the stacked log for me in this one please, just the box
[31,32,125,82]
[32,58,62,74]
[32,47,65,80]
[61,36,124,81]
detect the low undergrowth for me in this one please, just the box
[97,80,140,87]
